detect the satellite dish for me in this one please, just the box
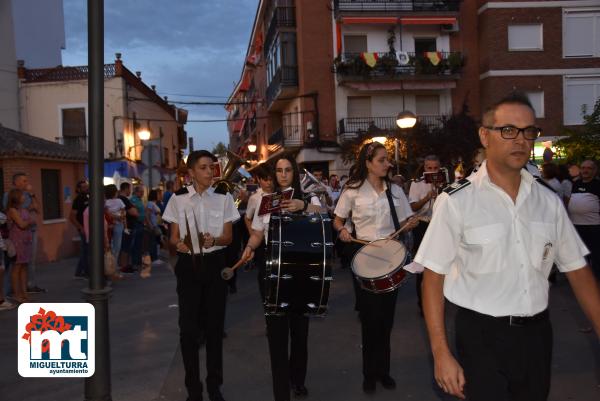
[397,51,409,66]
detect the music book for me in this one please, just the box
[257,188,294,216]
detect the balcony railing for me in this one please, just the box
[334,0,461,12]
[267,124,306,147]
[338,115,447,140]
[56,136,88,152]
[264,5,296,54]
[266,66,298,105]
[335,51,463,79]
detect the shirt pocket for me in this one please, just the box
[528,222,555,275]
[355,197,374,217]
[208,210,224,234]
[462,223,507,274]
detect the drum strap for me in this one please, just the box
[385,186,401,232]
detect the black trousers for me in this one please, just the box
[255,245,266,301]
[574,224,600,279]
[175,250,228,399]
[358,288,398,381]
[412,221,429,311]
[265,312,309,401]
[455,306,553,401]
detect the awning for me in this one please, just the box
[341,16,456,25]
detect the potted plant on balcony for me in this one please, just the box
[447,52,464,74]
[377,52,399,76]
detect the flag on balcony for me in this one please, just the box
[361,52,379,68]
[425,52,442,66]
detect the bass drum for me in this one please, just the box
[265,212,333,316]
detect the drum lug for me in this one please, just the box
[321,217,332,222]
[325,242,335,247]
[310,242,322,247]
[269,274,293,280]
[310,275,333,281]
[270,240,294,247]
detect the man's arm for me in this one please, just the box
[69,208,83,232]
[423,269,465,399]
[566,266,600,338]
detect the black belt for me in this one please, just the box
[459,306,549,327]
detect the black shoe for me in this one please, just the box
[186,397,202,401]
[292,384,308,398]
[26,286,46,293]
[208,389,226,401]
[379,375,396,390]
[363,379,376,394]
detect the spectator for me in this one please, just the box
[69,180,90,279]
[541,163,564,200]
[6,189,34,303]
[162,180,174,210]
[0,211,15,310]
[130,185,146,270]
[557,164,573,206]
[2,173,43,293]
[117,182,139,274]
[145,189,162,262]
[104,184,126,261]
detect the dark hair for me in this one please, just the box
[557,164,570,182]
[187,150,217,169]
[165,180,174,190]
[104,184,118,199]
[7,188,23,209]
[148,189,158,202]
[482,92,535,127]
[541,163,558,180]
[251,163,273,180]
[345,142,389,190]
[269,153,303,200]
[12,172,26,184]
[119,182,131,191]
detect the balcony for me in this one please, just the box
[335,51,463,82]
[266,66,298,108]
[334,0,461,13]
[56,136,88,152]
[338,115,447,141]
[264,5,296,55]
[267,124,306,147]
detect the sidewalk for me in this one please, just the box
[0,257,598,401]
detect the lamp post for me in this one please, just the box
[395,110,417,177]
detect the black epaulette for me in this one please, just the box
[443,178,471,195]
[175,186,189,196]
[535,177,556,193]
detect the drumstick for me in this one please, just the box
[221,258,247,280]
[385,209,429,240]
[351,238,371,245]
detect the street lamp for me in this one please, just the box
[396,110,417,129]
[137,128,151,141]
[372,136,387,144]
[247,144,257,153]
[395,109,417,176]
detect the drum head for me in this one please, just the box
[352,239,407,279]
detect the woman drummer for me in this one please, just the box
[241,153,321,401]
[333,141,418,394]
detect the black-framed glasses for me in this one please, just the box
[484,125,542,140]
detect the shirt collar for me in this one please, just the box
[188,185,215,199]
[361,179,388,196]
[474,160,535,201]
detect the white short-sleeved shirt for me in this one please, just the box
[408,179,434,221]
[334,181,413,242]
[162,185,240,254]
[251,189,321,242]
[414,161,589,317]
[245,188,264,222]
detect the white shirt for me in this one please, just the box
[334,181,413,242]
[414,161,589,317]
[245,188,264,221]
[162,185,240,254]
[409,179,435,221]
[105,198,126,217]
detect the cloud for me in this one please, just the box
[62,0,258,150]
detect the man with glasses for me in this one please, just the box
[416,93,600,401]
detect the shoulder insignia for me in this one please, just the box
[443,178,471,195]
[535,177,556,193]
[175,187,189,196]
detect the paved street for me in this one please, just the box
[1,256,599,401]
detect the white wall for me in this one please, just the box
[0,0,19,130]
[341,24,450,54]
[11,0,65,68]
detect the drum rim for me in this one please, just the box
[351,238,408,280]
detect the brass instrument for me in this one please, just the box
[300,169,328,194]
[212,150,251,206]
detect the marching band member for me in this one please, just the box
[163,150,240,401]
[241,153,320,401]
[333,142,419,394]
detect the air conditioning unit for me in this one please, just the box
[441,22,459,33]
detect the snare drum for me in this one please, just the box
[265,212,334,316]
[351,239,408,294]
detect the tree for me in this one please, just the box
[212,142,228,157]
[557,98,600,163]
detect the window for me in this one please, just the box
[61,107,87,151]
[564,76,600,125]
[41,169,61,220]
[525,91,545,118]
[347,96,371,118]
[415,95,440,116]
[508,24,543,51]
[414,38,437,54]
[563,10,600,57]
[266,32,297,86]
[344,35,368,54]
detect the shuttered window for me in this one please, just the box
[41,169,61,220]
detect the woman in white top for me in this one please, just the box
[242,153,320,401]
[333,141,418,394]
[104,184,126,260]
